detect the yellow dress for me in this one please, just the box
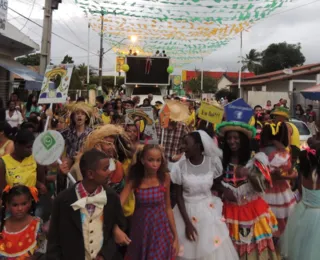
[122,159,135,217]
[2,154,37,187]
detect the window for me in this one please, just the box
[291,121,311,136]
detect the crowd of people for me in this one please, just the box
[0,91,318,260]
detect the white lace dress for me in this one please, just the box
[171,156,239,260]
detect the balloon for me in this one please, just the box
[122,64,130,72]
[167,66,174,74]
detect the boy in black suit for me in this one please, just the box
[46,149,126,260]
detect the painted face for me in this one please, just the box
[74,110,87,127]
[226,131,241,152]
[182,135,198,159]
[7,194,32,220]
[143,148,162,174]
[91,158,111,185]
[126,125,138,142]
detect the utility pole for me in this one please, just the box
[238,31,243,98]
[98,13,104,87]
[40,0,53,75]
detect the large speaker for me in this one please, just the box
[125,56,170,85]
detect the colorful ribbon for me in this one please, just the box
[3,185,39,203]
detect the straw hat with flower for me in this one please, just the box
[165,100,190,122]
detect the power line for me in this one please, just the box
[18,0,36,32]
[8,7,99,57]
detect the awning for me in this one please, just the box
[0,56,44,90]
[301,84,320,100]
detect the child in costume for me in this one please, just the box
[260,122,297,240]
[120,144,179,260]
[46,149,126,260]
[216,117,278,259]
[0,185,45,259]
[280,148,320,260]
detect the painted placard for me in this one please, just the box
[225,98,253,124]
[159,104,170,128]
[125,107,158,144]
[198,101,224,124]
[38,64,74,104]
[33,130,65,166]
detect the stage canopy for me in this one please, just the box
[75,0,291,67]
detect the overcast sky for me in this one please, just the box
[7,0,320,75]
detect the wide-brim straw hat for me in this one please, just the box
[83,124,130,152]
[216,121,257,139]
[166,100,190,122]
[127,110,154,125]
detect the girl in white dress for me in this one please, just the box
[171,130,238,260]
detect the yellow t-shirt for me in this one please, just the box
[286,122,300,148]
[122,159,135,217]
[2,154,37,187]
[101,114,111,124]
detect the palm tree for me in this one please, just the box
[242,49,262,74]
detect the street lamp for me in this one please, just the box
[130,35,137,43]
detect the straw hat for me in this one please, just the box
[271,107,290,120]
[166,100,190,122]
[66,102,98,127]
[127,110,154,125]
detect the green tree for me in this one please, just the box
[61,55,74,64]
[16,53,41,66]
[76,63,94,86]
[90,76,124,92]
[260,42,305,73]
[185,69,218,94]
[242,49,262,74]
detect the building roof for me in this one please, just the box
[182,70,254,81]
[230,63,320,87]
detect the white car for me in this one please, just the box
[289,119,312,149]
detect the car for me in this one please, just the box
[289,118,312,149]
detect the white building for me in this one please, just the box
[229,64,320,111]
[0,22,40,103]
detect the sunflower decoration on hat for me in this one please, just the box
[66,102,102,128]
[165,100,190,122]
[216,98,256,139]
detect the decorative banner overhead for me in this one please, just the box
[76,0,291,66]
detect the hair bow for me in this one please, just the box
[3,185,39,203]
[305,147,316,156]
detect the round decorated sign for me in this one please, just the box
[32,130,65,166]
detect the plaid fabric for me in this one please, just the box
[76,182,103,216]
[125,185,173,260]
[156,122,189,160]
[60,126,92,159]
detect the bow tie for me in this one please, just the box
[71,190,107,211]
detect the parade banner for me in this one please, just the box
[125,107,158,144]
[39,64,74,104]
[225,98,253,124]
[198,101,224,124]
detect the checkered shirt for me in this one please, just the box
[156,121,189,160]
[75,182,103,216]
[60,126,92,159]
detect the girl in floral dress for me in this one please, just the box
[0,185,45,259]
[171,130,238,260]
[120,144,179,260]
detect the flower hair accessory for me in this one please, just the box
[3,185,39,202]
[305,147,316,157]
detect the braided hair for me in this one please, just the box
[0,185,36,237]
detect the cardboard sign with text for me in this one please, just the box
[225,98,253,123]
[198,102,224,124]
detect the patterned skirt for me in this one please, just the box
[223,197,278,259]
[264,180,296,237]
